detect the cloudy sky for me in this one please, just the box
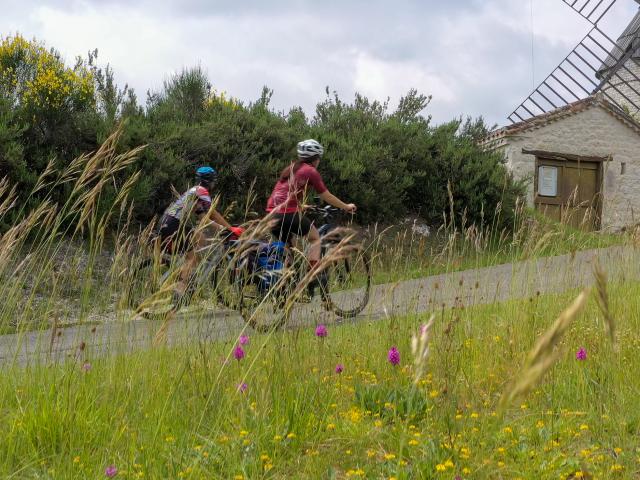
[1,0,638,126]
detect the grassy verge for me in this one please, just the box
[2,281,636,479]
[370,212,625,284]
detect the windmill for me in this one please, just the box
[509,0,640,123]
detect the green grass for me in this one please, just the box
[2,281,638,479]
[371,212,624,284]
[2,129,637,480]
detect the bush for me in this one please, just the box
[0,35,524,232]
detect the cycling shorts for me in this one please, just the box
[270,212,313,243]
[158,214,194,253]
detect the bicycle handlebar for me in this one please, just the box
[306,205,342,218]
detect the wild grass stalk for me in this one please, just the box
[499,290,589,411]
[593,259,616,347]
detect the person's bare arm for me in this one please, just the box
[319,190,357,213]
[208,208,233,229]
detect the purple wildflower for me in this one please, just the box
[239,335,249,346]
[237,382,248,393]
[576,347,587,361]
[315,324,328,338]
[105,465,117,478]
[388,347,401,366]
[233,345,245,361]
[335,363,344,374]
[81,362,91,372]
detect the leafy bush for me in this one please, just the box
[0,35,524,231]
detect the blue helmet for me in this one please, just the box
[196,166,217,183]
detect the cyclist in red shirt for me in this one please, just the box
[267,139,356,269]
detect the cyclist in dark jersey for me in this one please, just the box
[159,166,241,300]
[267,139,356,270]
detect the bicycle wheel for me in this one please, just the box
[211,259,241,310]
[125,256,171,309]
[237,265,293,333]
[320,247,371,318]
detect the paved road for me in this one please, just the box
[2,245,639,366]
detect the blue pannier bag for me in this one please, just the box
[257,242,286,271]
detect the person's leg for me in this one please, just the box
[174,228,203,295]
[307,224,321,267]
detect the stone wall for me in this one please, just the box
[503,105,640,231]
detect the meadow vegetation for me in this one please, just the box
[1,281,636,479]
[0,34,636,480]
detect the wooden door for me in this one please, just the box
[534,156,602,231]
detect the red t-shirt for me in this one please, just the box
[267,163,328,214]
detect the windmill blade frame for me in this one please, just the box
[561,0,618,24]
[510,0,640,123]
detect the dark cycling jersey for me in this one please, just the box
[163,186,212,220]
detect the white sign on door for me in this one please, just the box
[538,166,558,197]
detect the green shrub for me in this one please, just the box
[0,36,524,231]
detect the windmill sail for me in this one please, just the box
[561,0,618,24]
[596,10,640,108]
[509,0,640,123]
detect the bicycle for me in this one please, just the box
[217,205,372,331]
[127,226,236,315]
[131,206,372,331]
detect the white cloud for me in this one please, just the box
[2,0,639,125]
[353,51,457,105]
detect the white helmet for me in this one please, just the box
[297,139,324,159]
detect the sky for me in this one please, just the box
[1,0,638,126]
